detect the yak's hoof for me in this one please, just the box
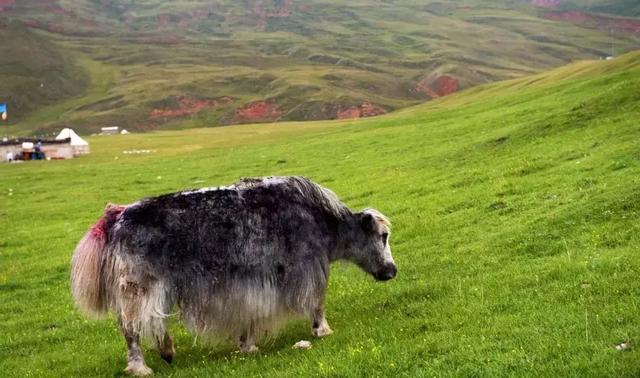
[160,352,173,364]
[124,362,153,376]
[240,345,259,353]
[312,325,333,338]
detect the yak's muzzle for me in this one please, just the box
[374,263,397,281]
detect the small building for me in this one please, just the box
[56,128,90,155]
[100,126,120,135]
[0,137,74,161]
[1,128,90,162]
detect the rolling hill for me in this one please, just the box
[0,19,88,124]
[0,0,639,134]
[1,50,639,376]
[543,0,640,17]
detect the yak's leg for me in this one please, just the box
[119,316,153,376]
[311,306,333,338]
[118,279,153,376]
[151,319,175,364]
[305,269,332,338]
[238,326,259,353]
[156,332,175,364]
[143,280,175,364]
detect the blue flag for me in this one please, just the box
[0,104,6,113]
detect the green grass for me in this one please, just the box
[1,51,640,377]
[3,0,639,134]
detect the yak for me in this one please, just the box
[70,176,396,375]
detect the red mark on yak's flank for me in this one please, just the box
[336,103,386,119]
[415,75,460,99]
[90,205,126,239]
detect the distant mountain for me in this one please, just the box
[1,0,638,135]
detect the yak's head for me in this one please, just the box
[343,209,396,281]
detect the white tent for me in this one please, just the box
[56,128,90,155]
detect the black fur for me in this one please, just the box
[71,176,395,374]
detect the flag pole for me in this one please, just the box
[1,104,7,140]
[3,114,7,140]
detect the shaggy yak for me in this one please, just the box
[71,176,396,375]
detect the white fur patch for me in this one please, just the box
[382,244,395,265]
[178,185,236,196]
[262,177,287,186]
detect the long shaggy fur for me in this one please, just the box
[70,204,126,318]
[70,176,395,374]
[70,231,109,317]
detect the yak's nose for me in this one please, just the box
[375,263,397,281]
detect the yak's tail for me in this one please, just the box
[70,203,125,318]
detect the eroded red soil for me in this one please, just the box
[234,101,282,121]
[415,75,460,99]
[150,96,234,119]
[336,103,386,119]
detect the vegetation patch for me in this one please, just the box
[4,1,640,134]
[543,10,640,33]
[1,52,640,376]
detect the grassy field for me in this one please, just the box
[1,51,640,376]
[3,0,640,133]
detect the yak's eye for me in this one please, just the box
[381,232,389,245]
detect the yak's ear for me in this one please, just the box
[360,212,376,232]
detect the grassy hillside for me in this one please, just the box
[1,0,639,134]
[1,51,639,376]
[0,19,88,123]
[555,0,640,17]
